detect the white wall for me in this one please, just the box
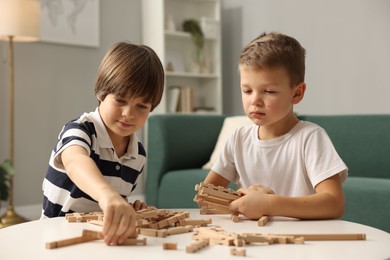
[0,0,142,207]
[222,0,390,115]
[1,0,389,208]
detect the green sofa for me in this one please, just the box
[146,114,390,233]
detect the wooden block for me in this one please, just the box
[82,231,146,246]
[197,200,231,213]
[293,236,305,244]
[277,233,366,241]
[195,183,201,191]
[231,213,240,223]
[65,212,103,223]
[179,218,212,226]
[82,229,138,240]
[87,220,103,226]
[239,234,273,245]
[157,219,170,229]
[186,239,209,253]
[231,248,246,256]
[193,226,235,246]
[233,238,245,247]
[199,205,209,215]
[272,235,288,244]
[200,207,231,215]
[201,186,240,201]
[157,229,168,237]
[239,233,304,245]
[166,225,193,235]
[138,228,159,237]
[257,216,270,226]
[82,229,103,239]
[163,242,177,250]
[194,183,245,217]
[197,194,231,207]
[136,208,167,219]
[147,211,189,229]
[121,237,147,246]
[209,237,234,246]
[46,235,99,249]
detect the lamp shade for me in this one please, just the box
[0,0,40,42]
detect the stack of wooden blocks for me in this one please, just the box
[193,182,270,225]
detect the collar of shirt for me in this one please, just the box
[90,107,138,160]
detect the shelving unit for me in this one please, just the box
[142,0,222,114]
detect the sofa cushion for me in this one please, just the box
[202,115,252,169]
[299,115,390,179]
[157,169,238,209]
[342,176,390,232]
[157,169,209,208]
[146,114,226,206]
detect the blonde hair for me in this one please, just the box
[239,32,306,87]
[94,42,164,111]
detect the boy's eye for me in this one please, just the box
[137,103,151,110]
[241,88,251,94]
[115,98,126,104]
[264,90,276,94]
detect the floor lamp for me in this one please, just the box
[0,0,40,228]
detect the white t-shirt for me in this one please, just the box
[211,121,348,197]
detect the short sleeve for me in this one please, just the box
[304,128,348,187]
[51,121,93,171]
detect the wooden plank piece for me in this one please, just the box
[277,233,366,241]
[46,236,99,249]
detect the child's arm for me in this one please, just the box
[61,145,137,245]
[229,174,345,220]
[204,171,230,187]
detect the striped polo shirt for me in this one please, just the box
[41,108,146,218]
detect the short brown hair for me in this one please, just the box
[94,42,164,111]
[239,32,306,87]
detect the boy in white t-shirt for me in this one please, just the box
[204,32,348,220]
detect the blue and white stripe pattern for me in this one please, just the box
[41,108,146,218]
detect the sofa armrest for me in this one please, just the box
[145,114,226,205]
[342,176,390,232]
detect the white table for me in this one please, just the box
[0,209,389,260]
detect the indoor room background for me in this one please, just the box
[0,0,389,217]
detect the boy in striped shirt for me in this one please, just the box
[41,42,164,245]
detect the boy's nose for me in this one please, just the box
[122,106,134,119]
[251,93,263,106]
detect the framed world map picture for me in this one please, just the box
[40,0,99,47]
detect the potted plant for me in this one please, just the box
[182,19,205,72]
[0,160,13,207]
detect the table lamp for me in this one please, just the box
[0,0,40,228]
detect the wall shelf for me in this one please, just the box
[142,0,222,114]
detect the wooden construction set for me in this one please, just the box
[45,183,366,255]
[193,182,270,225]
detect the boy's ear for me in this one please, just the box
[292,82,306,104]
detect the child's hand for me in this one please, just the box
[130,200,148,211]
[229,184,274,219]
[98,189,137,245]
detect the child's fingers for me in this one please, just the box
[103,209,122,245]
[102,206,114,236]
[121,214,137,240]
[229,197,242,213]
[132,200,148,211]
[140,201,148,209]
[116,214,135,244]
[103,206,137,245]
[132,200,141,210]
